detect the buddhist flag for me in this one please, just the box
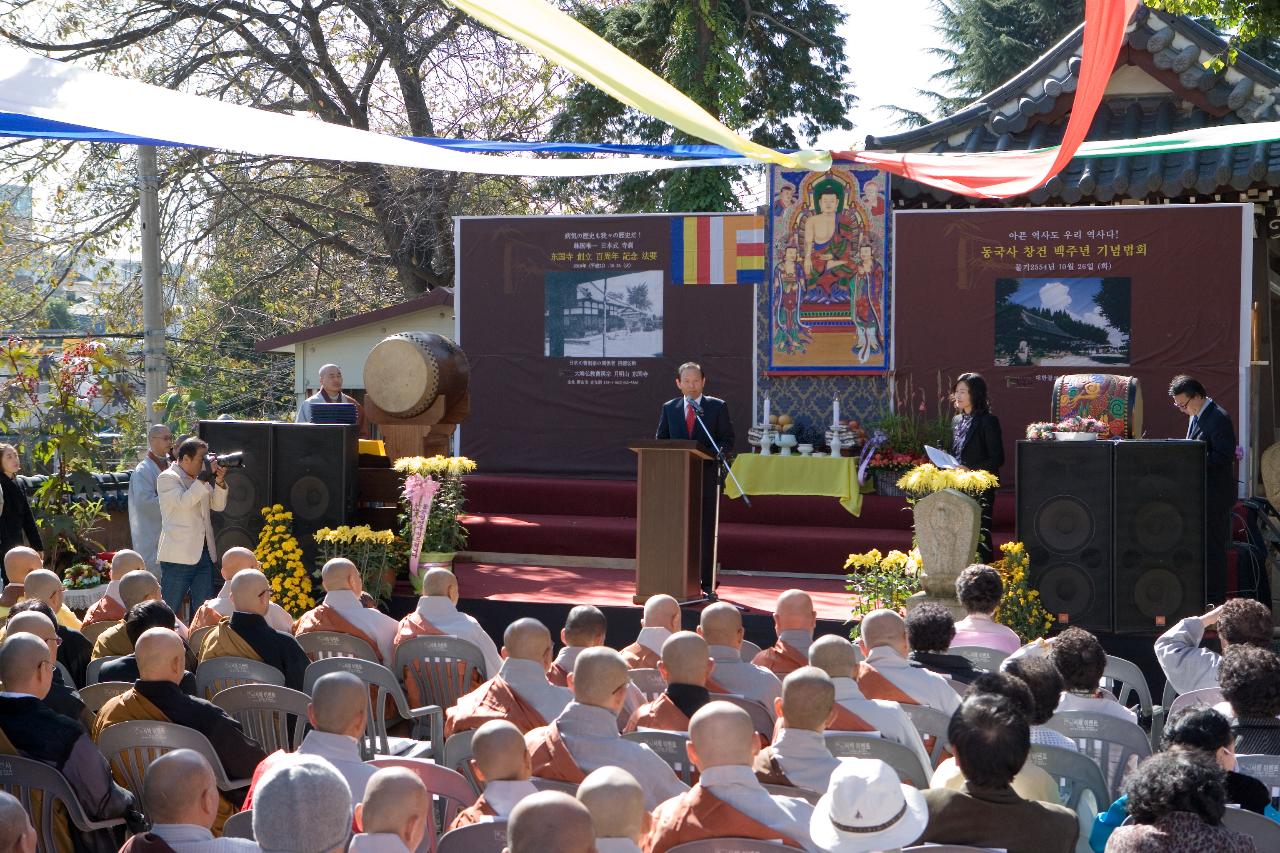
[670,214,765,285]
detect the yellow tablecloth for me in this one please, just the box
[725,454,863,516]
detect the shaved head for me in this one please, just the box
[658,631,713,686]
[134,628,185,683]
[321,558,358,593]
[502,618,553,664]
[506,791,595,853]
[0,791,34,853]
[562,605,607,648]
[219,547,259,580]
[3,547,40,584]
[357,768,429,851]
[229,570,270,615]
[120,570,162,608]
[774,589,816,631]
[780,666,835,731]
[5,611,57,644]
[859,609,907,655]
[144,749,217,827]
[577,767,647,841]
[109,550,145,580]
[0,634,52,698]
[688,701,756,769]
[698,602,744,648]
[809,634,858,679]
[569,647,630,710]
[309,672,369,738]
[21,570,63,604]
[423,568,457,601]
[471,720,531,783]
[642,594,681,632]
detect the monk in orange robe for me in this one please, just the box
[93,570,191,660]
[189,547,294,634]
[447,720,538,830]
[294,558,397,662]
[621,594,680,670]
[83,550,146,627]
[577,767,650,850]
[198,570,310,691]
[445,618,570,738]
[752,589,815,678]
[625,631,722,733]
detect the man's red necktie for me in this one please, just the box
[685,404,696,437]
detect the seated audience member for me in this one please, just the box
[753,589,816,678]
[1104,750,1258,853]
[808,759,928,853]
[2,610,92,727]
[449,720,538,829]
[93,569,179,659]
[931,673,1061,804]
[96,601,198,695]
[906,602,981,685]
[394,566,501,678]
[350,768,430,853]
[1002,655,1076,751]
[855,609,960,715]
[253,756,354,853]
[82,549,145,628]
[294,558,397,662]
[505,791,596,853]
[446,617,572,737]
[625,630,717,733]
[92,628,267,831]
[1218,644,1280,754]
[951,563,1021,654]
[577,767,649,853]
[199,569,310,690]
[0,791,35,853]
[188,547,294,633]
[21,569,92,685]
[525,647,687,809]
[645,701,815,852]
[0,547,81,630]
[622,594,681,670]
[1157,599,1273,695]
[808,635,933,772]
[755,667,847,793]
[129,749,258,853]
[916,694,1078,853]
[698,602,783,716]
[0,634,138,853]
[551,605,647,722]
[1091,707,1277,852]
[1050,626,1136,722]
[244,671,377,809]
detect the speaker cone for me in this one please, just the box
[1034,496,1095,554]
[290,475,332,520]
[1133,567,1184,619]
[1038,563,1096,618]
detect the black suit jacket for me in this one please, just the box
[656,396,735,457]
[952,411,1005,477]
[1188,399,1236,509]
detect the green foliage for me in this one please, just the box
[1146,1,1280,41]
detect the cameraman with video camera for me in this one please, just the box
[156,437,230,616]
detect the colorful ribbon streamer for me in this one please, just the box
[403,474,440,582]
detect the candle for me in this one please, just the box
[762,396,771,426]
[832,397,840,427]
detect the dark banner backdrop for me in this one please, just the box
[456,215,754,478]
[894,205,1250,484]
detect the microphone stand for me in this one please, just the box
[682,399,750,608]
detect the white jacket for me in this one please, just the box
[156,465,227,565]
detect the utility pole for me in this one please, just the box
[138,146,166,416]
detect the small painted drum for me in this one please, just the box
[1052,374,1142,439]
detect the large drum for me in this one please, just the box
[364,331,470,418]
[1052,373,1142,438]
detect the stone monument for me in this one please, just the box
[907,488,981,619]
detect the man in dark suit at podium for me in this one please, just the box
[1170,375,1237,605]
[656,362,735,597]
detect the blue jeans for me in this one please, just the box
[160,546,216,619]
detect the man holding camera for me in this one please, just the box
[157,438,228,616]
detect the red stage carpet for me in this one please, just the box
[457,560,853,621]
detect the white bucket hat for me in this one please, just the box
[810,758,929,853]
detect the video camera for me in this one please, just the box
[198,451,245,484]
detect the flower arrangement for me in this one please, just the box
[256,504,315,617]
[1025,422,1056,441]
[314,525,400,605]
[394,455,476,563]
[894,463,999,498]
[61,551,115,590]
[1027,417,1109,440]
[992,541,1054,642]
[845,548,922,629]
[864,447,930,472]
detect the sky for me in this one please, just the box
[1008,278,1127,345]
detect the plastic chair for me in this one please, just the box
[1044,711,1152,798]
[296,630,380,662]
[188,625,215,659]
[303,657,443,759]
[949,645,1008,671]
[0,753,127,853]
[195,656,286,700]
[739,639,763,662]
[84,656,121,686]
[710,694,774,738]
[1221,805,1280,848]
[1028,744,1110,815]
[393,635,487,711]
[80,620,120,646]
[221,809,254,840]
[94,720,252,810]
[628,667,666,701]
[824,733,931,788]
[437,821,507,853]
[668,840,796,851]
[898,703,953,767]
[368,757,476,853]
[212,683,311,753]
[1167,686,1224,715]
[624,730,696,784]
[78,682,133,714]
[529,777,578,794]
[1235,754,1280,809]
[1101,655,1156,743]
[441,730,481,796]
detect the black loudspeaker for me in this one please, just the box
[197,420,274,560]
[1112,440,1205,633]
[270,424,358,570]
[1017,441,1114,631]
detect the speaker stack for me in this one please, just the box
[1016,440,1206,633]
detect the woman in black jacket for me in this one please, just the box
[0,443,42,582]
[951,373,1004,562]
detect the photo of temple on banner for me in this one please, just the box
[994,276,1131,367]
[543,270,664,358]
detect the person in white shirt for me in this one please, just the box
[142,749,258,853]
[449,720,539,829]
[128,424,174,579]
[576,767,649,853]
[156,438,228,615]
[621,594,681,670]
[1049,627,1136,723]
[950,563,1022,654]
[350,768,430,853]
[697,602,782,717]
[397,567,501,678]
[296,558,398,662]
[1155,599,1274,695]
[855,609,961,716]
[189,547,294,634]
[0,790,35,853]
[505,791,596,853]
[761,667,846,794]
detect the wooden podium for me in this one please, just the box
[629,440,714,604]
